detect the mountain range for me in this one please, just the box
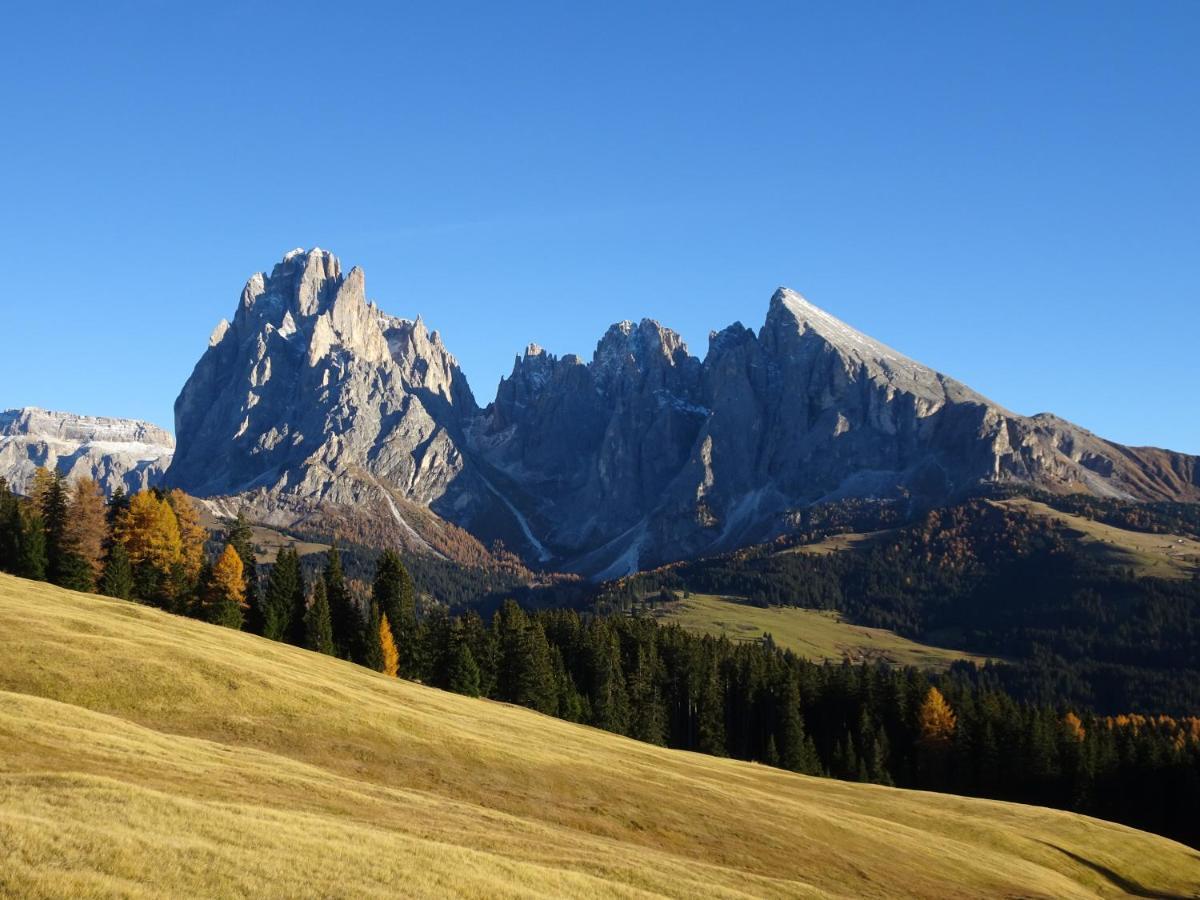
[8,247,1198,576]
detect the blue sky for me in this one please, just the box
[2,2,1197,452]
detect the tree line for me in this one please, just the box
[2,471,1198,848]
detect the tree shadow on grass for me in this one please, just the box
[1039,841,1200,899]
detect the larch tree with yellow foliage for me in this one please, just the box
[379,612,400,677]
[114,491,182,603]
[918,687,957,745]
[204,544,246,629]
[916,686,957,787]
[166,489,207,583]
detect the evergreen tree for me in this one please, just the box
[447,640,482,697]
[305,579,335,655]
[361,601,386,672]
[37,469,69,585]
[627,644,666,745]
[100,541,134,599]
[419,605,453,687]
[283,556,309,647]
[494,601,556,713]
[323,543,359,659]
[0,478,21,573]
[106,486,130,528]
[372,550,419,677]
[263,545,303,641]
[225,512,261,631]
[203,544,246,629]
[16,506,48,580]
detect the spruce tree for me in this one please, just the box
[323,543,359,658]
[225,513,261,631]
[0,478,19,573]
[372,550,419,677]
[447,640,482,697]
[305,578,335,655]
[16,506,48,580]
[38,471,69,585]
[263,545,302,641]
[100,541,134,599]
[361,601,386,672]
[283,558,309,647]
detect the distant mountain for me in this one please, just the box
[164,248,1199,575]
[0,407,173,496]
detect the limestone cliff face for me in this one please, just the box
[475,288,1200,576]
[165,248,489,556]
[0,408,173,496]
[165,248,1199,575]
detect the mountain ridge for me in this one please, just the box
[8,247,1194,576]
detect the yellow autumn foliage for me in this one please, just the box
[380,612,400,677]
[918,687,957,745]
[115,491,182,575]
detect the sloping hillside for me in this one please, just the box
[1,574,1197,898]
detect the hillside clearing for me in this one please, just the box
[1,573,1197,898]
[654,592,985,670]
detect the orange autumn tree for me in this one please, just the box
[204,544,246,629]
[1062,711,1086,742]
[62,477,108,589]
[379,611,400,677]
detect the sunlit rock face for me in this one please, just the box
[0,408,173,496]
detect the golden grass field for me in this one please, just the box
[654,592,986,670]
[2,573,1198,898]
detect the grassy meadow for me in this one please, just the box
[1,573,1198,898]
[654,592,985,670]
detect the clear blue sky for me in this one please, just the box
[2,2,1197,452]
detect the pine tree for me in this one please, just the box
[627,644,666,745]
[323,543,358,659]
[447,640,482,697]
[305,578,335,655]
[379,611,400,677]
[106,486,130,528]
[225,512,261,632]
[37,469,69,584]
[263,545,302,641]
[419,605,453,687]
[16,505,48,580]
[203,544,246,629]
[361,601,386,672]
[283,554,309,647]
[0,478,21,573]
[100,541,134,599]
[372,550,419,677]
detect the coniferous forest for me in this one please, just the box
[2,470,1199,850]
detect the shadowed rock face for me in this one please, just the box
[166,249,1200,575]
[0,408,173,496]
[477,288,1199,576]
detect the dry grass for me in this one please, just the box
[1,573,1198,898]
[655,592,985,670]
